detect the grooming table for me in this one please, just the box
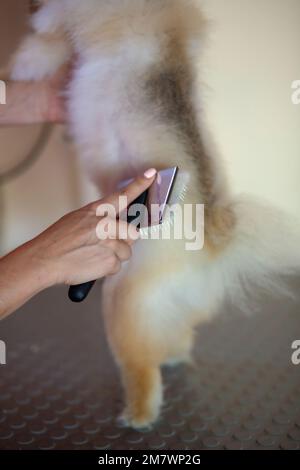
[0,283,300,450]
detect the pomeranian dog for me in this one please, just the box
[11,0,300,428]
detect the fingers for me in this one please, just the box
[97,168,157,215]
[80,170,157,254]
[96,220,138,276]
[96,218,140,243]
[101,240,133,277]
[105,240,132,262]
[104,253,122,276]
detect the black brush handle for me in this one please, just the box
[68,280,96,303]
[68,189,149,303]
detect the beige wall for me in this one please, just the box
[0,0,299,255]
[202,0,300,215]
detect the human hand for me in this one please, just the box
[44,65,71,123]
[0,66,70,127]
[25,169,157,286]
[0,169,157,319]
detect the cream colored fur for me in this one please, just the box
[11,0,300,428]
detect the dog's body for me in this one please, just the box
[12,0,300,428]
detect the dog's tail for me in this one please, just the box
[206,195,300,311]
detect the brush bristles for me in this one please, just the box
[140,181,189,239]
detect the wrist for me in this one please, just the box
[0,240,55,319]
[20,238,58,290]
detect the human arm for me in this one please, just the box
[0,169,157,319]
[0,77,65,126]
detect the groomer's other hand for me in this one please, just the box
[46,64,73,123]
[25,169,157,286]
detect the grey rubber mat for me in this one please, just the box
[0,282,300,450]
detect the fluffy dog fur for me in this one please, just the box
[12,0,300,428]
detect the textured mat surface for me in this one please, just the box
[0,282,300,450]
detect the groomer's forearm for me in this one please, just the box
[0,81,54,126]
[0,241,53,320]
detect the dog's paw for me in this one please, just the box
[117,408,157,431]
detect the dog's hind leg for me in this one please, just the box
[119,361,163,429]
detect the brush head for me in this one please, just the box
[120,167,189,238]
[140,166,178,228]
[123,166,190,238]
[123,166,190,229]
